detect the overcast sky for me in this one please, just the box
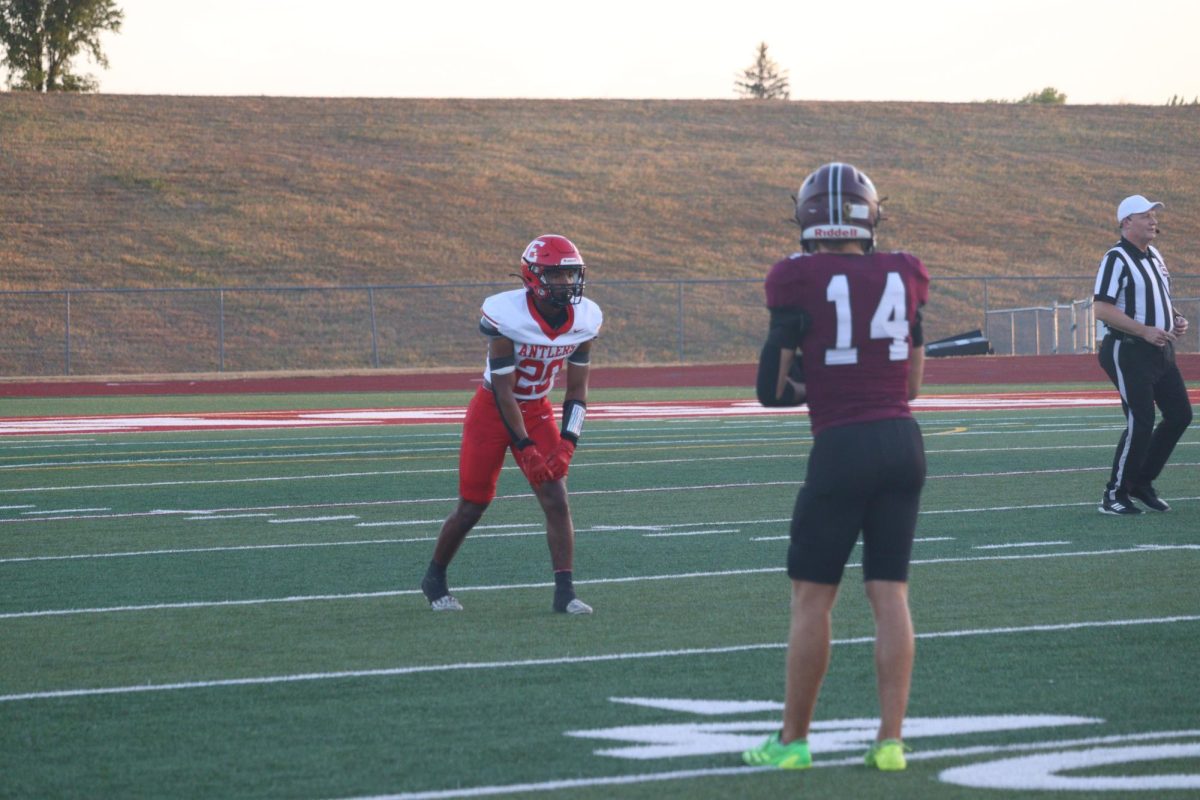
[82,0,1200,104]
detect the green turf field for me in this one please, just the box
[1,391,1197,799]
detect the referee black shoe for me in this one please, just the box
[1099,490,1142,516]
[1129,484,1170,512]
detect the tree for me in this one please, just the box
[734,42,790,100]
[0,0,123,92]
[1018,86,1067,105]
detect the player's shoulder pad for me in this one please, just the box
[479,289,528,337]
[886,250,930,280]
[479,315,502,337]
[575,297,604,335]
[764,254,802,284]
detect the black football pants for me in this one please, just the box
[1099,334,1193,492]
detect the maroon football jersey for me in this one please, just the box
[765,250,930,434]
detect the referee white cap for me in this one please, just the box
[1117,194,1164,223]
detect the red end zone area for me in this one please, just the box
[2,354,1199,398]
[5,390,1195,437]
[2,355,1198,436]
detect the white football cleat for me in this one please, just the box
[563,598,593,615]
[429,595,463,611]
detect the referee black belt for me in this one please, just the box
[1107,330,1166,341]
[1106,330,1149,342]
[1106,331,1168,349]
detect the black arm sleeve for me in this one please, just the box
[911,308,925,348]
[766,307,809,349]
[756,307,808,407]
[757,342,803,407]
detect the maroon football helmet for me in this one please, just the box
[520,234,586,306]
[794,162,883,253]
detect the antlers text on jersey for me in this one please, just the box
[517,343,578,359]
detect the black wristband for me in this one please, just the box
[515,437,534,450]
[560,399,586,444]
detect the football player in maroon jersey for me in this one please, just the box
[744,163,930,772]
[420,235,602,615]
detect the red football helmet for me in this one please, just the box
[794,162,883,253]
[520,234,586,306]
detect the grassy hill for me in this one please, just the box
[1,96,1198,374]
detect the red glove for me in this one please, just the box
[546,438,576,481]
[513,439,553,487]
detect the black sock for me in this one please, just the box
[421,560,449,600]
[553,571,575,607]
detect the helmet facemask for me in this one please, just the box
[524,262,586,307]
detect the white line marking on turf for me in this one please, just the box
[187,513,276,520]
[0,539,439,563]
[7,485,1190,529]
[355,520,536,529]
[1,615,1196,704]
[331,729,1200,800]
[975,541,1072,550]
[0,469,461,495]
[0,482,801,522]
[3,545,1196,619]
[0,447,462,470]
[0,526,557,564]
[21,507,110,515]
[751,535,956,543]
[643,529,739,538]
[10,456,1196,500]
[0,520,774,563]
[268,515,359,524]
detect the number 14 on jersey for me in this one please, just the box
[824,272,911,366]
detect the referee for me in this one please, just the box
[1093,194,1192,515]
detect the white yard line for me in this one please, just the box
[2,544,1196,620]
[186,513,275,520]
[333,728,1200,800]
[975,541,1072,550]
[0,446,462,470]
[2,614,1196,704]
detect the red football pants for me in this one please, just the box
[458,385,562,504]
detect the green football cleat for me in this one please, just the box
[864,738,908,771]
[741,732,812,769]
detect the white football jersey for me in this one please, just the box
[480,289,603,400]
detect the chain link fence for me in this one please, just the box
[2,276,1198,377]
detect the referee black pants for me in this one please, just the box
[1098,334,1193,493]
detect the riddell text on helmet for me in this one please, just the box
[812,226,867,238]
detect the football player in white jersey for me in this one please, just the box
[420,235,603,614]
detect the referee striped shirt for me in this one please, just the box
[1093,237,1175,331]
